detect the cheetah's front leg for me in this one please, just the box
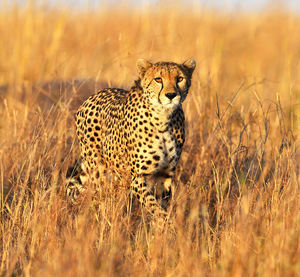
[131,175,169,221]
[161,177,174,208]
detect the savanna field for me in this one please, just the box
[0,1,299,276]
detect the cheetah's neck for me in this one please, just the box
[150,105,182,132]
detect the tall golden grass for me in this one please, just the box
[0,1,299,276]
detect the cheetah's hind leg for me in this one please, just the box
[65,159,86,204]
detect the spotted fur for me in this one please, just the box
[68,58,196,223]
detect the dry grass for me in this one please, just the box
[0,1,299,276]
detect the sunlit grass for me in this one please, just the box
[0,1,299,276]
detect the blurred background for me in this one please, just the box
[5,0,300,12]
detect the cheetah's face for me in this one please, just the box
[137,59,196,112]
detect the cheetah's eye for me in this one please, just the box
[177,76,184,83]
[154,77,162,83]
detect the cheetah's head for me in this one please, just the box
[136,58,196,113]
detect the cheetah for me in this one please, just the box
[68,58,196,223]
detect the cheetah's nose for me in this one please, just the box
[165,92,177,100]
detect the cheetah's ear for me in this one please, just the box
[182,58,196,75]
[136,59,152,78]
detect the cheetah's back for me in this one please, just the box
[76,88,129,173]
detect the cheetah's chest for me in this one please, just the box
[157,131,178,172]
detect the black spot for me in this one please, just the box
[153,155,160,161]
[87,119,91,124]
[94,119,98,124]
[141,166,148,170]
[146,160,152,165]
[95,126,100,130]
